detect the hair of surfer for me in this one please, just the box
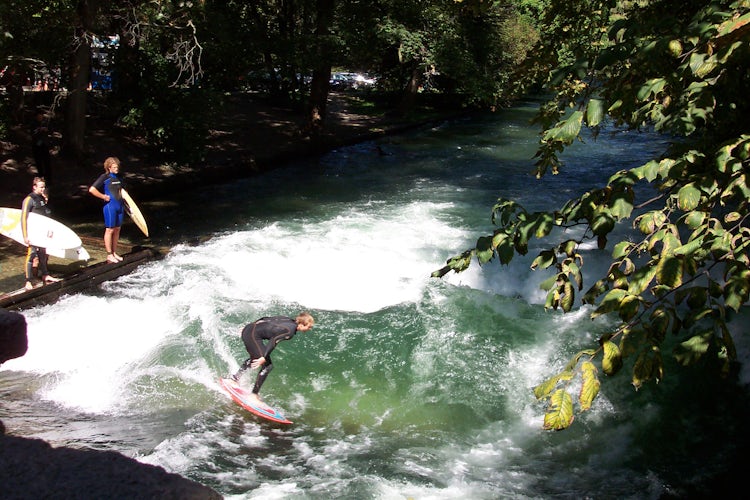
[103,156,120,172]
[32,177,46,188]
[296,312,314,328]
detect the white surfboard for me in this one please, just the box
[46,245,91,261]
[121,189,149,237]
[0,206,83,250]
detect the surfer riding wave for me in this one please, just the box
[231,312,315,405]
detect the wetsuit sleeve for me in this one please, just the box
[20,196,32,240]
[261,321,297,358]
[91,173,108,192]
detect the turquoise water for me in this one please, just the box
[2,101,748,498]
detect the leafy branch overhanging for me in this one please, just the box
[433,0,750,430]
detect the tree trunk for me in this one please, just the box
[305,0,335,139]
[63,0,99,160]
[397,65,422,117]
[113,23,141,105]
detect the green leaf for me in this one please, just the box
[601,340,623,376]
[544,111,584,144]
[494,233,515,265]
[648,307,672,339]
[531,250,556,270]
[610,187,634,219]
[533,370,574,400]
[591,209,615,236]
[619,327,647,358]
[684,211,706,229]
[591,288,627,318]
[628,265,657,295]
[579,361,600,411]
[636,210,666,234]
[476,236,494,265]
[561,280,575,312]
[633,160,660,182]
[636,78,666,101]
[539,273,558,291]
[585,99,605,127]
[655,256,684,288]
[542,389,575,431]
[583,278,609,305]
[677,183,701,211]
[724,270,750,312]
[618,293,640,322]
[632,346,663,390]
[673,331,712,366]
[612,241,632,259]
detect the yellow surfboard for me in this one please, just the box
[121,189,149,237]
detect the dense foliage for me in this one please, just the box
[434,0,750,429]
[1,1,539,147]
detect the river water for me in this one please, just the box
[2,100,748,499]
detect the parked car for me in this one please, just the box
[352,73,376,88]
[330,72,356,89]
[330,71,377,90]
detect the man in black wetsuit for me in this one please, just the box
[21,177,61,290]
[231,312,315,404]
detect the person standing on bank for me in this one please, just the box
[88,157,125,263]
[29,108,52,183]
[231,312,315,404]
[21,177,61,290]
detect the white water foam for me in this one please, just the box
[4,293,179,413]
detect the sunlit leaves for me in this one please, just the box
[724,267,750,312]
[579,361,600,411]
[434,0,750,431]
[673,331,712,366]
[476,236,494,264]
[637,78,666,101]
[601,340,623,376]
[677,183,701,211]
[632,346,663,390]
[655,256,683,288]
[585,98,605,127]
[542,389,574,431]
[533,370,574,400]
[635,211,666,234]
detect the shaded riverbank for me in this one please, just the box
[1,90,469,295]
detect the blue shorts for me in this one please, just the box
[103,202,124,228]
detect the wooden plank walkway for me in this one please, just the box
[0,247,161,311]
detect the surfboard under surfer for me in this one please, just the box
[231,312,315,405]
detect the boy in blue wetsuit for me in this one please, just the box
[88,157,125,263]
[231,312,315,404]
[20,177,61,290]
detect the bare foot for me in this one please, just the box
[25,281,34,291]
[113,253,124,262]
[43,276,61,285]
[106,254,119,263]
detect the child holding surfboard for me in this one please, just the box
[21,177,61,290]
[88,157,125,263]
[230,312,315,405]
